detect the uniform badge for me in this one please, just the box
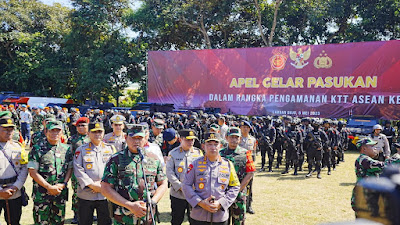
[86,163,93,169]
[187,164,193,173]
[198,183,204,189]
[7,119,12,124]
[75,151,80,159]
[95,123,100,128]
[177,167,183,173]
[221,185,225,190]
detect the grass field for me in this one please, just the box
[1,150,359,225]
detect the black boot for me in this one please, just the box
[71,214,78,224]
[247,206,255,214]
[293,166,298,176]
[281,163,289,174]
[327,167,331,175]
[306,170,312,178]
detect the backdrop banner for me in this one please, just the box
[148,40,400,119]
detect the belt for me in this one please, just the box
[0,176,17,185]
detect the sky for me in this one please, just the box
[41,0,72,7]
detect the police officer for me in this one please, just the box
[166,129,202,225]
[0,112,28,225]
[305,119,329,179]
[68,116,91,224]
[161,128,180,160]
[382,121,396,153]
[104,115,126,152]
[28,120,73,224]
[369,124,390,161]
[220,127,255,225]
[351,138,385,217]
[101,124,168,225]
[74,122,115,225]
[182,132,240,225]
[239,121,256,214]
[259,117,276,172]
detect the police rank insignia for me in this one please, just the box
[177,167,183,173]
[314,50,332,69]
[289,47,311,69]
[198,183,204,189]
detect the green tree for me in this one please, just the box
[0,0,72,96]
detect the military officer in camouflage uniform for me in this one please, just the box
[386,143,400,164]
[104,115,126,152]
[166,129,202,225]
[239,121,256,214]
[74,122,116,225]
[68,116,90,224]
[220,127,255,225]
[149,119,165,148]
[32,107,45,133]
[28,120,73,225]
[351,138,385,217]
[182,132,240,225]
[0,112,28,225]
[101,124,168,225]
[31,115,56,147]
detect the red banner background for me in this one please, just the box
[148,40,400,119]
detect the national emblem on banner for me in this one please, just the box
[314,50,332,69]
[269,53,287,71]
[289,47,311,69]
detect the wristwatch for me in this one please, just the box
[151,199,158,207]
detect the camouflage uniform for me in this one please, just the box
[386,153,400,165]
[31,130,46,146]
[102,147,166,225]
[27,141,73,225]
[351,154,385,217]
[32,113,45,133]
[220,146,255,225]
[67,133,90,219]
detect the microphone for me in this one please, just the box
[137,147,146,163]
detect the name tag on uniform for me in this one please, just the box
[83,155,94,162]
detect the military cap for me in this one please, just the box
[45,114,56,120]
[179,129,197,140]
[110,115,125,124]
[32,106,38,110]
[153,119,165,129]
[126,124,146,138]
[46,121,63,130]
[209,124,220,131]
[21,104,27,108]
[75,117,89,126]
[0,111,12,118]
[0,116,15,128]
[204,132,221,143]
[163,128,177,142]
[38,105,44,109]
[356,138,377,149]
[227,127,241,137]
[89,122,104,132]
[139,122,150,130]
[240,120,252,128]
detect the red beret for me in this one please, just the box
[75,117,90,126]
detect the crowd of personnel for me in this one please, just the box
[0,103,398,225]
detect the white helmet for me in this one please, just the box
[373,124,383,130]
